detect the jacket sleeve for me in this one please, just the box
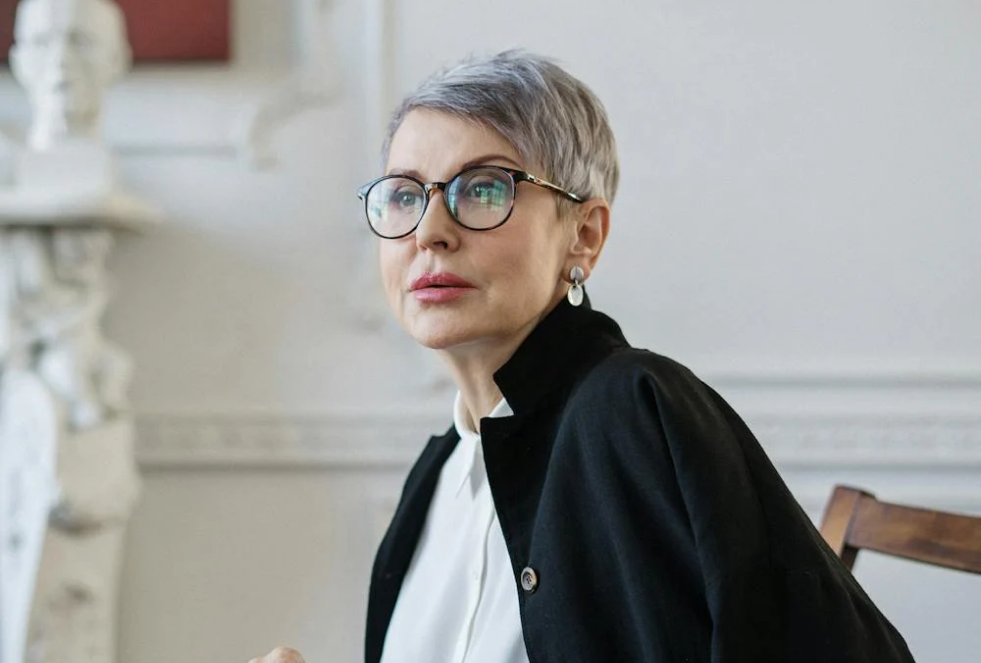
[707,562,915,662]
[592,351,917,662]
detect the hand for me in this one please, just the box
[248,647,306,663]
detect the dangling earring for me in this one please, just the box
[567,266,585,307]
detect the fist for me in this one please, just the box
[248,646,306,663]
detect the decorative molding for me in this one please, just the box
[135,412,441,470]
[693,360,981,389]
[135,411,981,471]
[712,371,981,390]
[231,0,340,167]
[748,415,981,469]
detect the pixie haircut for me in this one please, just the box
[382,50,620,210]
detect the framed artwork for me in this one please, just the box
[0,0,231,62]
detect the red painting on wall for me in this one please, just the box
[0,0,231,63]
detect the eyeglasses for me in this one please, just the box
[357,165,584,239]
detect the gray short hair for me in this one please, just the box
[382,50,620,209]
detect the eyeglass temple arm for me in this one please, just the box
[521,173,584,203]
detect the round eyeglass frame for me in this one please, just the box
[357,165,584,239]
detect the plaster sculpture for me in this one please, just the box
[0,2,150,662]
[9,0,131,151]
[0,0,159,228]
[0,369,60,663]
[6,228,132,431]
[0,228,142,663]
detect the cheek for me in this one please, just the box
[378,243,407,304]
[492,232,564,304]
[521,221,570,280]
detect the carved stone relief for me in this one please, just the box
[0,227,143,663]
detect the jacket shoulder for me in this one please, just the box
[562,347,786,567]
[569,346,718,423]
[560,346,733,488]
[568,345,768,495]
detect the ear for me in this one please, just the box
[8,45,25,83]
[566,197,610,279]
[108,43,133,83]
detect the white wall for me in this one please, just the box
[2,0,979,661]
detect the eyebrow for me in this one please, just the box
[386,154,524,180]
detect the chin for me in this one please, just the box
[407,327,475,351]
[402,316,487,352]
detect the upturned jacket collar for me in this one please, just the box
[491,292,629,415]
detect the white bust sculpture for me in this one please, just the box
[9,0,131,151]
[0,0,160,227]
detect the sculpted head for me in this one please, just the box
[10,0,131,150]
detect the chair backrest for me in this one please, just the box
[819,485,981,574]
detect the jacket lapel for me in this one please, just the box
[364,426,460,663]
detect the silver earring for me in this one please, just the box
[567,266,585,307]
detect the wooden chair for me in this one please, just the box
[819,485,981,574]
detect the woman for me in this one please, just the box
[253,51,914,663]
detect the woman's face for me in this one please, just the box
[379,109,577,354]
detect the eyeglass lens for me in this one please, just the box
[366,167,516,238]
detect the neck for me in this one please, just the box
[440,341,514,434]
[28,108,100,151]
[439,304,559,431]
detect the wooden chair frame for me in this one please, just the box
[819,485,981,574]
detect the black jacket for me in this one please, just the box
[366,297,915,662]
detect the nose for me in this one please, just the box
[45,35,76,80]
[47,33,70,63]
[414,188,461,252]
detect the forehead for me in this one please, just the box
[386,109,523,177]
[15,0,114,37]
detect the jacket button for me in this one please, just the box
[520,566,539,593]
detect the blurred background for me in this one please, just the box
[1,0,979,661]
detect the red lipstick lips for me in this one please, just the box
[410,272,476,303]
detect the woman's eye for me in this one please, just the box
[391,189,421,209]
[464,179,504,203]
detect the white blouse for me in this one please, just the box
[379,393,529,663]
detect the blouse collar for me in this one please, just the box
[451,391,513,496]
